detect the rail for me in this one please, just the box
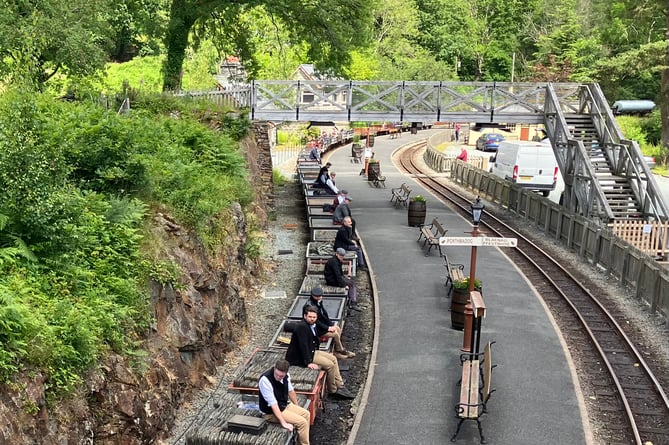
[420,141,668,324]
[400,144,669,444]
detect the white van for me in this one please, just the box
[491,141,559,197]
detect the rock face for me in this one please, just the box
[0,128,274,445]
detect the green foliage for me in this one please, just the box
[453,276,482,290]
[162,0,375,90]
[639,111,662,146]
[245,232,264,259]
[0,0,114,88]
[276,131,303,146]
[412,195,427,202]
[272,169,288,186]
[0,89,253,396]
[140,259,182,288]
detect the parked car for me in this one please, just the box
[644,155,656,169]
[476,133,505,151]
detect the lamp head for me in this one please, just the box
[471,196,485,224]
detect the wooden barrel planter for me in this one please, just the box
[367,161,381,181]
[450,289,469,330]
[450,284,482,330]
[407,200,427,227]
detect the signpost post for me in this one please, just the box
[441,197,517,354]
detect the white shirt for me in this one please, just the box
[325,178,339,194]
[259,372,295,408]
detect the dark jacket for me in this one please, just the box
[285,319,320,367]
[334,224,355,251]
[314,165,330,187]
[324,255,346,288]
[258,367,289,414]
[332,203,352,224]
[303,297,334,336]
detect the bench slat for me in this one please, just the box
[459,359,480,419]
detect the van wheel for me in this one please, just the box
[542,190,550,197]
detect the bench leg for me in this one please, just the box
[445,276,453,296]
[450,418,466,442]
[477,419,486,444]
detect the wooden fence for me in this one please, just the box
[610,221,669,260]
[423,143,669,327]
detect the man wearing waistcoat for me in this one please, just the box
[258,359,311,444]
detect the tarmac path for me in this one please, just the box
[320,131,591,445]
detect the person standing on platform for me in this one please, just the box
[363,146,373,176]
[258,359,311,445]
[285,306,355,399]
[455,122,462,142]
[303,287,355,358]
[325,248,359,308]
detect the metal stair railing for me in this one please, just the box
[579,84,668,221]
[544,83,614,222]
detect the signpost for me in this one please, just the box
[439,236,518,247]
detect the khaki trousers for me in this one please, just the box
[312,350,343,392]
[321,326,344,352]
[264,403,310,445]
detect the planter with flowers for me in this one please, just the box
[408,195,427,226]
[451,276,483,330]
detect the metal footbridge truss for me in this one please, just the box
[181,81,667,223]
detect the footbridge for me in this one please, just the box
[181,81,667,224]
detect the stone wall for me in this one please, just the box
[249,121,275,210]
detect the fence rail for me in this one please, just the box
[423,142,669,327]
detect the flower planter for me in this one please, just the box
[450,284,482,330]
[367,161,381,182]
[407,200,427,227]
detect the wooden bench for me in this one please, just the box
[390,183,411,207]
[417,217,447,256]
[451,341,496,443]
[443,255,465,297]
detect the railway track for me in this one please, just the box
[397,142,669,445]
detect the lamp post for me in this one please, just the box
[462,196,485,353]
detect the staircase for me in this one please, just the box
[565,114,644,220]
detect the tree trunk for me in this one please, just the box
[162,0,198,91]
[662,15,669,164]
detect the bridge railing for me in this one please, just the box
[580,84,668,221]
[544,84,614,222]
[244,81,582,123]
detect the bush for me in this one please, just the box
[0,88,254,397]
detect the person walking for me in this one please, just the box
[258,359,311,445]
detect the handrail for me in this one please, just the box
[544,84,614,221]
[580,85,668,221]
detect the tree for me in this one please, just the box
[413,0,536,81]
[162,0,374,90]
[0,0,115,88]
